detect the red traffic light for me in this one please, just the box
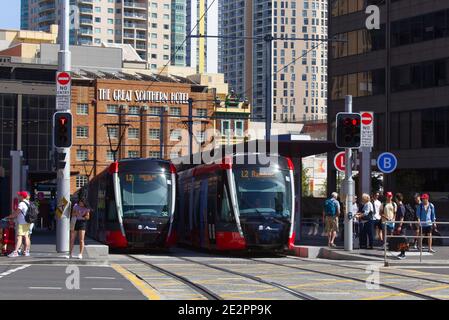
[59,117,68,126]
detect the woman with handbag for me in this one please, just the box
[356,194,375,249]
[69,198,91,259]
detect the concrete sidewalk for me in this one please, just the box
[290,244,449,266]
[0,229,109,265]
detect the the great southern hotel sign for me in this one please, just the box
[98,88,189,104]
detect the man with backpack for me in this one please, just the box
[416,194,437,253]
[6,191,39,257]
[323,192,340,248]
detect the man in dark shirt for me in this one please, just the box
[395,193,407,259]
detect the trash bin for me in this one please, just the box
[1,219,15,256]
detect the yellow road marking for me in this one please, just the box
[361,284,449,300]
[111,264,161,300]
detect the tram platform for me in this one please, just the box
[290,244,449,266]
[0,229,108,265]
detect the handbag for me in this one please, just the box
[362,211,374,221]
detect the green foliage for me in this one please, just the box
[302,167,311,197]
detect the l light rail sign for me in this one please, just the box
[360,111,374,148]
[56,71,71,110]
[334,151,346,172]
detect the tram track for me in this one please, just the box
[282,256,449,290]
[126,254,222,300]
[127,254,317,300]
[175,256,318,300]
[245,256,443,300]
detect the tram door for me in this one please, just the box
[199,179,208,248]
[207,176,217,247]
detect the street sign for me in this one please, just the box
[377,152,397,174]
[360,111,374,148]
[334,152,346,172]
[56,71,71,110]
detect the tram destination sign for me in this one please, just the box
[98,88,190,104]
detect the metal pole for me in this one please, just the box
[264,35,273,144]
[420,225,423,263]
[188,98,193,160]
[344,95,354,251]
[160,107,164,158]
[384,222,387,266]
[56,0,71,253]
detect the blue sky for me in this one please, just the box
[0,0,20,29]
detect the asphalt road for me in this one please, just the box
[0,263,147,300]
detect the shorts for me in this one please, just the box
[325,216,339,233]
[421,226,432,234]
[17,224,30,237]
[375,219,382,229]
[74,220,87,231]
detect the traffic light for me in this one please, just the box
[53,112,72,148]
[336,113,361,148]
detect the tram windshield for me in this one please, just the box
[233,166,292,219]
[119,173,172,218]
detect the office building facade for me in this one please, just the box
[220,0,328,123]
[327,0,449,195]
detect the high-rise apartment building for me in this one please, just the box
[20,0,29,30]
[22,0,177,70]
[186,0,219,73]
[327,0,449,194]
[220,0,328,123]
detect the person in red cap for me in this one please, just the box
[380,192,397,241]
[416,194,437,253]
[6,191,32,257]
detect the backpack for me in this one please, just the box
[324,199,337,217]
[22,201,39,224]
[404,204,416,222]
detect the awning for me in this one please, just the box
[28,171,80,184]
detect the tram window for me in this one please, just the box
[220,186,234,223]
[207,176,217,222]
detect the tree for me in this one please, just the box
[302,167,311,197]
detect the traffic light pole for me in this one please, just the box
[56,0,71,253]
[344,95,354,251]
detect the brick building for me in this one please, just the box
[70,71,216,192]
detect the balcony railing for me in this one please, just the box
[80,18,93,24]
[124,12,146,19]
[38,14,56,24]
[123,1,147,9]
[39,3,55,12]
[123,22,146,29]
[79,28,93,35]
[79,8,93,14]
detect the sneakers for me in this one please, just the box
[413,243,418,250]
[397,253,406,260]
[24,251,30,257]
[7,251,19,258]
[429,248,437,253]
[77,254,83,260]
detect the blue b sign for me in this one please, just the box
[377,153,398,174]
